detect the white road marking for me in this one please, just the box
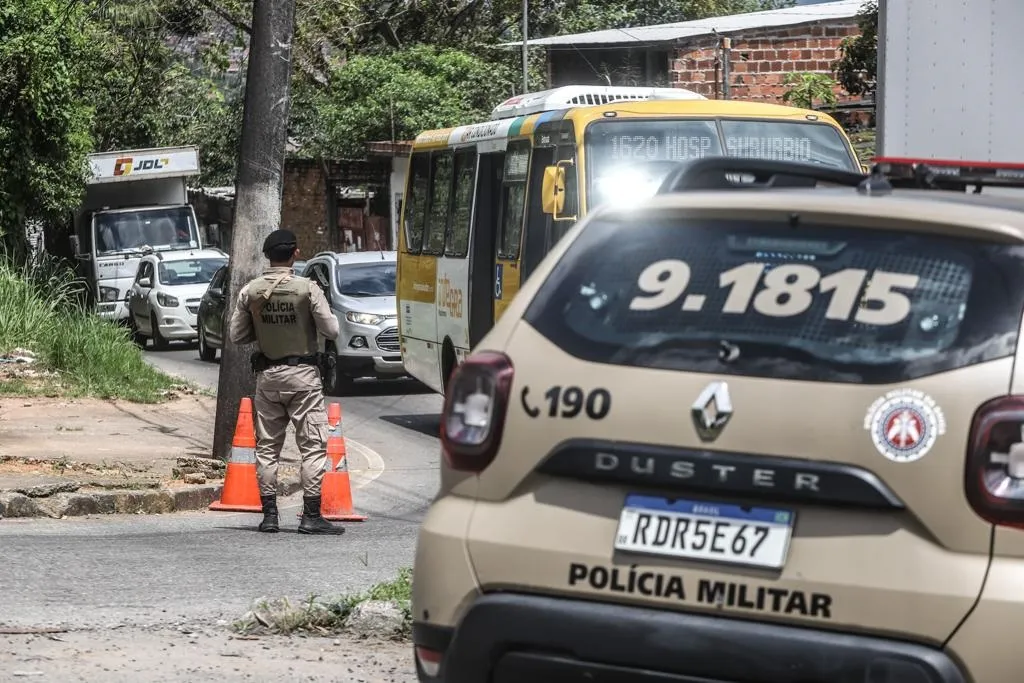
[346,438,386,490]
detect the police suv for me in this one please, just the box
[410,157,1024,683]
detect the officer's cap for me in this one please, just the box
[262,229,297,255]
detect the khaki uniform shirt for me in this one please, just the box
[229,266,340,391]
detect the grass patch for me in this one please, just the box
[0,251,189,403]
[232,567,413,638]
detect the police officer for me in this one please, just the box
[228,229,344,535]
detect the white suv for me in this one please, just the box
[127,247,228,349]
[302,251,406,394]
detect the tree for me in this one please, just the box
[833,0,877,98]
[291,46,516,158]
[782,72,838,110]
[83,0,244,186]
[0,0,96,263]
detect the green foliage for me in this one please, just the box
[0,252,183,402]
[781,72,838,110]
[293,46,516,158]
[833,0,877,97]
[0,0,95,263]
[83,0,242,186]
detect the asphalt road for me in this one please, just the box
[0,342,444,630]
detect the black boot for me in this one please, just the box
[297,495,346,535]
[258,494,279,533]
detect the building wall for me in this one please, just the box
[281,160,332,256]
[671,19,861,103]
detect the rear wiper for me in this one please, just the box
[612,336,842,367]
[610,337,732,365]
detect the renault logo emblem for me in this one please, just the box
[692,381,732,442]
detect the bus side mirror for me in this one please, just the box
[542,161,577,222]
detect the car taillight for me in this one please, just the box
[966,395,1024,528]
[439,350,514,473]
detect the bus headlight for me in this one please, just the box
[98,286,120,302]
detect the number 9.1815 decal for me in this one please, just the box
[629,260,921,326]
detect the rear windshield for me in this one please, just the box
[523,216,1024,384]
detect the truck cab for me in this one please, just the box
[68,147,204,322]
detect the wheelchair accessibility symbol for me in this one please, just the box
[494,263,504,299]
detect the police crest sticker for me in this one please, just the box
[864,389,947,463]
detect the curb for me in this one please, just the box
[0,478,304,520]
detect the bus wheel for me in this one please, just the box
[442,341,457,396]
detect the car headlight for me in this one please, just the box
[157,292,180,307]
[346,311,385,326]
[98,286,120,303]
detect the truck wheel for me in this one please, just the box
[149,310,169,351]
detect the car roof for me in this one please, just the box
[312,250,397,264]
[600,186,1024,244]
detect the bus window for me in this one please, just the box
[424,151,454,255]
[497,140,531,260]
[445,150,476,258]
[404,152,431,254]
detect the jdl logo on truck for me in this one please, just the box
[437,274,463,319]
[113,156,171,176]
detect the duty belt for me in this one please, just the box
[250,352,321,373]
[266,354,318,368]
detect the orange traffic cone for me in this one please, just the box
[298,401,367,522]
[209,397,263,512]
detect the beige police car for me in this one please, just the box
[410,157,1024,683]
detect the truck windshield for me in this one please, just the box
[93,206,199,256]
[585,118,860,210]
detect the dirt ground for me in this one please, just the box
[0,625,417,682]
[0,394,304,493]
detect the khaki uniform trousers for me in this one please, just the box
[253,364,329,497]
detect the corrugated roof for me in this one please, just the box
[513,0,864,48]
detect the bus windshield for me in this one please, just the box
[584,118,860,210]
[93,206,199,256]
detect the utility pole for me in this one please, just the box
[212,0,298,460]
[521,0,529,93]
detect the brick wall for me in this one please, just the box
[671,19,860,104]
[281,160,332,256]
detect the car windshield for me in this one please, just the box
[336,261,396,297]
[158,257,227,286]
[94,206,200,255]
[585,118,860,210]
[523,214,1024,385]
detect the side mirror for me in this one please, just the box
[139,277,152,288]
[69,236,87,260]
[209,286,223,298]
[541,160,577,222]
[542,166,565,215]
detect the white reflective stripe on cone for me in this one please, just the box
[230,447,256,464]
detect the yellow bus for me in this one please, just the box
[396,85,862,394]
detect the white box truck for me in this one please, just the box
[876,0,1024,164]
[67,146,205,322]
